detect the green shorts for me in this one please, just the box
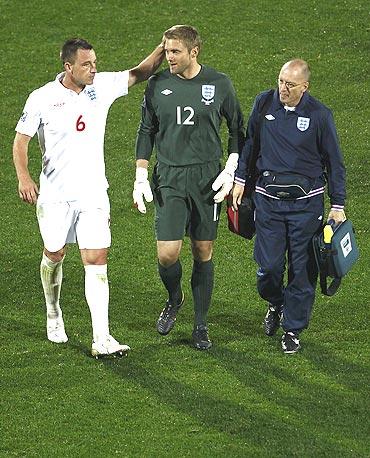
[152,161,221,241]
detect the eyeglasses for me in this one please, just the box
[277,79,305,89]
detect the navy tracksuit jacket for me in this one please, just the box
[235,90,346,332]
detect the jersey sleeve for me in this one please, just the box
[220,78,245,156]
[135,79,158,160]
[15,90,42,137]
[234,94,261,185]
[320,109,346,208]
[97,71,129,102]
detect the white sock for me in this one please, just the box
[84,264,110,342]
[40,253,64,320]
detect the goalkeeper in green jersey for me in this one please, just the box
[133,24,245,349]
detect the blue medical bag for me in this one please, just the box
[313,220,359,296]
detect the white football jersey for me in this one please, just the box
[16,71,129,203]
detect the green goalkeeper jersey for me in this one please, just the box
[135,65,245,166]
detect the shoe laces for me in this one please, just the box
[195,327,209,341]
[268,304,282,313]
[160,302,176,319]
[286,332,299,343]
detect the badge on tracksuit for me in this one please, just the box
[297,117,310,131]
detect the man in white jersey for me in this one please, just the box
[13,37,164,357]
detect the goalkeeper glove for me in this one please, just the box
[212,153,239,203]
[133,167,153,214]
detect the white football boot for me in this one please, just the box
[47,315,68,343]
[91,335,131,358]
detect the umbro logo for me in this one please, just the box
[161,89,173,96]
[265,114,275,120]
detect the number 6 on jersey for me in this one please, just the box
[76,114,86,131]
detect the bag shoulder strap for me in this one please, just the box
[247,89,275,179]
[317,242,341,296]
[319,268,341,296]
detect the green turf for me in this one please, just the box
[1,0,369,456]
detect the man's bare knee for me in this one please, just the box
[157,240,182,267]
[191,240,213,262]
[44,247,66,263]
[80,248,108,266]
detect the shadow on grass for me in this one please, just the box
[4,301,369,456]
[95,336,368,456]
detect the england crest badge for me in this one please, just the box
[297,117,310,131]
[201,85,215,105]
[19,111,28,122]
[86,87,97,101]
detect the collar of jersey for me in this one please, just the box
[55,72,92,95]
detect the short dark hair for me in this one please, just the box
[164,25,201,53]
[60,38,93,64]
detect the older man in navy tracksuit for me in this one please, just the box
[233,59,346,353]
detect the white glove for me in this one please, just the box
[212,153,239,203]
[133,167,153,214]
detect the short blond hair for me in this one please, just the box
[164,25,201,53]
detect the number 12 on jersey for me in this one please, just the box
[176,106,194,125]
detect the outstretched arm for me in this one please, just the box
[128,41,165,87]
[13,132,39,204]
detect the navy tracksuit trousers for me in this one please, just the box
[254,192,324,332]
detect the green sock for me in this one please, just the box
[158,260,182,305]
[191,259,214,328]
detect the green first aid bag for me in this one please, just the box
[313,219,359,296]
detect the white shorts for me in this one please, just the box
[36,195,111,252]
